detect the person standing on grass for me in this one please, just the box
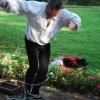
[0,0,81,99]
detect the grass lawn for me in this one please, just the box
[0,6,100,76]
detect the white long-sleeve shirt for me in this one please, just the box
[3,0,81,45]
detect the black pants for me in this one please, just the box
[25,37,50,94]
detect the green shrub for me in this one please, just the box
[0,47,28,80]
[48,66,100,96]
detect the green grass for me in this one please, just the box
[0,12,26,51]
[0,6,100,76]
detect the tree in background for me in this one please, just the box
[67,0,100,6]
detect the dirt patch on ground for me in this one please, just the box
[42,86,100,100]
[0,86,100,100]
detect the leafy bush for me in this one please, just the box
[48,65,100,96]
[0,47,28,80]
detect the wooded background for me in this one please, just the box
[32,0,100,6]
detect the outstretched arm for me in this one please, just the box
[59,9,81,31]
[0,0,27,15]
[0,0,45,16]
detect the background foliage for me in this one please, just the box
[37,0,100,6]
[66,0,100,6]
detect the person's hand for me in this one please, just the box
[68,21,77,31]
